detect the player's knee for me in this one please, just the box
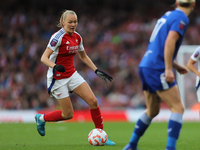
[172,104,185,114]
[180,107,184,114]
[88,97,98,108]
[62,111,74,120]
[177,105,184,114]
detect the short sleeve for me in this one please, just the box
[169,10,189,36]
[191,46,200,62]
[78,36,84,51]
[170,19,189,36]
[47,34,61,51]
[47,29,65,51]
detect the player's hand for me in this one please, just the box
[176,66,189,74]
[173,61,189,74]
[95,69,113,83]
[165,69,174,83]
[53,64,65,72]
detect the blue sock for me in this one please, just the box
[129,113,152,148]
[166,113,183,150]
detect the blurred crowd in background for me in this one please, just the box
[0,0,200,110]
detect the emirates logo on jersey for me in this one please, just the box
[66,46,78,50]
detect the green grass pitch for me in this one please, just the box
[0,122,199,150]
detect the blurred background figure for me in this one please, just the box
[0,0,199,111]
[187,46,200,103]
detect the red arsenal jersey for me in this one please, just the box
[47,28,84,79]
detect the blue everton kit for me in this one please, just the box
[139,8,189,93]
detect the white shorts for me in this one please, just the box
[47,71,86,99]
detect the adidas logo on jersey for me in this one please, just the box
[66,41,70,44]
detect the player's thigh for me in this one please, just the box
[144,90,161,118]
[156,85,184,114]
[68,71,98,108]
[73,82,98,109]
[52,85,74,117]
[139,67,176,92]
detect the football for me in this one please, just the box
[88,128,107,146]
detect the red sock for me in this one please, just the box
[90,107,103,129]
[44,110,64,122]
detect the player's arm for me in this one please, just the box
[78,50,97,71]
[41,48,55,68]
[41,47,65,72]
[187,58,200,77]
[173,61,188,74]
[78,50,113,82]
[164,31,180,83]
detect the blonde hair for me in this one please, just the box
[57,10,77,27]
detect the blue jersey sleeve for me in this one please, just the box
[170,15,189,36]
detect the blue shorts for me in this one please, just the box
[139,67,176,93]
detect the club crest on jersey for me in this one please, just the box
[50,39,58,46]
[179,21,186,30]
[194,51,199,58]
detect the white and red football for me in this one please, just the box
[88,128,107,146]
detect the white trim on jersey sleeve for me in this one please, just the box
[75,31,84,51]
[47,28,66,51]
[191,46,200,62]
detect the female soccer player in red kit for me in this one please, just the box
[34,10,115,145]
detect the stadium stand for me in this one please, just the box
[0,0,200,110]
